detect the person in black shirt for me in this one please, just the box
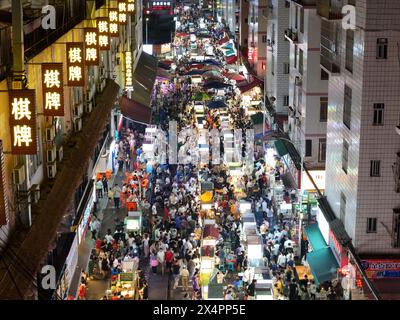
[289,279,299,300]
[247,279,256,300]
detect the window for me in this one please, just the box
[299,49,303,75]
[367,218,377,233]
[345,30,354,72]
[300,8,304,33]
[342,139,349,173]
[262,35,267,43]
[295,6,298,29]
[373,103,384,126]
[283,95,289,106]
[285,1,290,8]
[320,97,328,122]
[321,69,329,80]
[284,63,290,74]
[340,192,346,223]
[245,18,248,24]
[393,209,400,248]
[319,138,326,162]
[376,38,388,59]
[305,140,312,157]
[343,85,352,129]
[271,56,275,75]
[370,160,381,177]
[294,45,298,68]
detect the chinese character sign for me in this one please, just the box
[118,1,127,25]
[109,9,119,37]
[97,17,110,50]
[41,63,64,116]
[9,90,37,155]
[84,28,99,66]
[125,51,133,91]
[66,43,84,86]
[127,0,135,13]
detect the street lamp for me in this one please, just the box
[145,17,149,44]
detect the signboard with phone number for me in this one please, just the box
[361,260,400,279]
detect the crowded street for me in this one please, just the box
[71,2,346,301]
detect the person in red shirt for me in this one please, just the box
[165,248,174,272]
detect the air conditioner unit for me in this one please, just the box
[47,146,56,163]
[295,76,302,86]
[13,164,26,185]
[45,127,55,142]
[74,118,82,132]
[86,100,93,113]
[30,184,40,204]
[73,104,83,118]
[47,163,57,179]
[57,146,63,162]
[295,117,301,126]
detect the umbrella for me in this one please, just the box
[227,73,245,81]
[226,55,238,64]
[208,100,228,109]
[185,69,205,76]
[202,70,221,77]
[203,81,232,89]
[204,59,223,66]
[192,92,210,101]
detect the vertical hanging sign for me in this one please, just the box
[118,1,128,25]
[41,63,64,116]
[97,17,110,51]
[84,28,99,66]
[66,42,84,87]
[9,90,37,155]
[127,0,135,13]
[109,8,119,37]
[125,51,133,91]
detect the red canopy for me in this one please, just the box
[226,55,238,64]
[203,225,220,239]
[219,35,229,45]
[227,73,245,81]
[176,32,189,37]
[238,77,264,93]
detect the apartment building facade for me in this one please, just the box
[320,0,400,256]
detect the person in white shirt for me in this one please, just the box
[277,253,287,269]
[157,248,166,275]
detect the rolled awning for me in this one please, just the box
[132,51,157,107]
[121,95,152,125]
[306,247,339,285]
[274,140,288,157]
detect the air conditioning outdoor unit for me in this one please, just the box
[47,163,57,179]
[30,184,40,204]
[86,100,93,113]
[47,146,56,163]
[73,104,84,118]
[13,164,26,185]
[45,127,55,142]
[57,146,64,162]
[295,76,302,86]
[74,118,82,132]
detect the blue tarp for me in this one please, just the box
[306,248,339,285]
[304,223,328,251]
[208,100,228,109]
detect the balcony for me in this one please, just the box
[284,28,299,43]
[320,20,341,74]
[317,0,343,20]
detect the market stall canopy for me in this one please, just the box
[274,140,288,157]
[237,77,263,93]
[121,95,152,125]
[157,67,171,80]
[176,32,190,37]
[304,223,327,251]
[203,225,220,239]
[202,65,223,72]
[227,73,245,81]
[208,100,228,109]
[226,55,238,64]
[132,51,158,107]
[203,59,223,67]
[203,81,232,89]
[202,70,221,77]
[306,248,339,285]
[185,69,205,76]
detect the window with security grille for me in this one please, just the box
[320,97,328,122]
[342,139,349,173]
[343,85,352,129]
[373,103,384,126]
[376,38,388,59]
[370,160,381,177]
[345,30,354,72]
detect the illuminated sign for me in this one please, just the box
[361,260,400,278]
[97,17,110,50]
[109,8,119,37]
[118,1,127,25]
[127,0,135,13]
[66,42,84,87]
[329,230,348,267]
[41,63,64,116]
[9,90,37,155]
[125,51,133,91]
[84,28,99,66]
[302,170,326,191]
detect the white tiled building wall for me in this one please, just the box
[325,0,400,255]
[266,0,290,115]
[288,2,328,168]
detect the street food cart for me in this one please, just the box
[124,211,142,234]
